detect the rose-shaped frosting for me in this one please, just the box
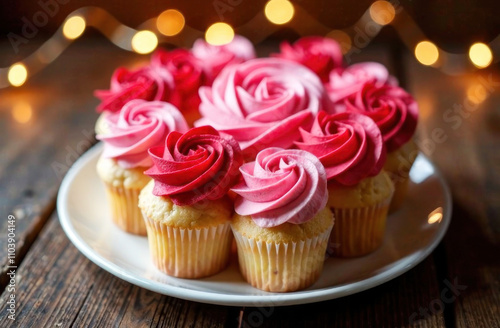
[343,82,418,152]
[97,100,189,168]
[273,36,343,83]
[191,35,256,82]
[95,66,174,113]
[327,62,395,104]
[145,126,243,206]
[195,58,330,158]
[295,111,385,186]
[151,48,206,114]
[231,148,328,227]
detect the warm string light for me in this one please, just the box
[265,0,295,25]
[11,102,33,124]
[0,4,498,89]
[131,30,158,54]
[205,22,234,45]
[415,41,439,66]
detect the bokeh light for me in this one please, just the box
[12,102,33,124]
[63,16,86,40]
[427,207,443,224]
[8,63,28,87]
[469,43,493,68]
[131,30,158,54]
[326,30,352,54]
[156,9,185,36]
[265,0,295,25]
[415,41,439,66]
[467,83,488,104]
[205,23,234,46]
[370,1,396,25]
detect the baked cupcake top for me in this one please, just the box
[343,81,418,152]
[231,148,328,228]
[97,99,188,169]
[273,36,343,83]
[295,111,385,186]
[94,66,175,113]
[145,126,243,206]
[326,62,393,105]
[191,35,256,82]
[195,58,330,159]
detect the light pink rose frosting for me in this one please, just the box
[273,36,343,83]
[296,111,385,186]
[344,82,418,152]
[231,148,328,228]
[94,66,175,113]
[192,35,256,82]
[195,58,330,159]
[327,62,394,105]
[97,100,189,168]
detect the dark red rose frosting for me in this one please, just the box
[95,66,174,113]
[151,48,206,114]
[343,81,418,152]
[273,36,343,83]
[145,126,244,206]
[295,111,385,186]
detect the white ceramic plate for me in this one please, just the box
[57,143,451,306]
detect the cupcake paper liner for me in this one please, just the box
[329,197,391,257]
[143,216,232,279]
[231,226,332,292]
[103,183,147,236]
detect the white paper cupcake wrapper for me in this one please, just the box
[329,197,391,257]
[104,184,146,236]
[231,226,332,292]
[143,217,232,279]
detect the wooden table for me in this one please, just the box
[0,39,499,327]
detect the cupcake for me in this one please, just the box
[139,126,243,278]
[343,81,418,211]
[296,111,393,257]
[231,148,333,292]
[195,58,330,160]
[96,100,188,235]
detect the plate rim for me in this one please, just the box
[57,143,452,306]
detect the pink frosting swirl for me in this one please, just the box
[195,58,330,158]
[97,100,189,168]
[344,82,418,152]
[191,35,256,82]
[295,111,385,186]
[151,48,206,114]
[95,66,174,113]
[232,148,328,228]
[273,36,343,83]
[327,62,394,104]
[145,126,243,206]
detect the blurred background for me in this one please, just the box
[0,0,499,89]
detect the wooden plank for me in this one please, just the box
[0,39,145,290]
[239,256,445,328]
[405,56,500,327]
[0,214,231,327]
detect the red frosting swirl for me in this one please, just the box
[232,148,328,227]
[97,100,189,168]
[273,36,343,83]
[95,66,174,113]
[295,111,385,186]
[145,126,244,206]
[151,48,206,114]
[195,58,330,159]
[344,82,418,152]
